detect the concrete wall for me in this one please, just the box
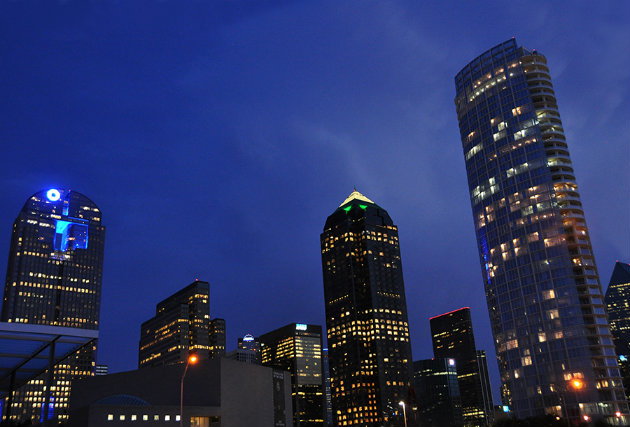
[69,358,292,427]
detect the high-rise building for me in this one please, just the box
[454,38,627,423]
[1,188,105,423]
[236,333,261,364]
[605,261,630,400]
[321,190,412,427]
[138,280,211,368]
[260,323,325,427]
[94,364,109,376]
[412,358,463,427]
[322,348,333,427]
[430,308,493,426]
[209,317,226,359]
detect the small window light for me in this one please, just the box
[107,414,114,421]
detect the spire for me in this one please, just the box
[339,189,375,207]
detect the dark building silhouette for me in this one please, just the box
[454,38,627,423]
[430,308,493,426]
[322,348,333,426]
[68,358,293,427]
[412,358,463,427]
[605,261,630,400]
[209,318,226,359]
[1,188,105,423]
[321,190,412,427]
[139,280,211,368]
[260,323,325,427]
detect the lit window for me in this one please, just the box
[131,414,137,421]
[143,415,148,421]
[107,414,114,421]
[165,415,170,421]
[120,415,126,421]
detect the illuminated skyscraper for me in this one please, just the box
[605,261,630,400]
[321,190,412,427]
[454,39,627,423]
[209,317,226,359]
[1,188,105,423]
[430,308,493,426]
[260,323,325,427]
[139,280,211,368]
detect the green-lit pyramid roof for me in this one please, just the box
[338,190,376,208]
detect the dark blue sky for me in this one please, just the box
[1,1,628,401]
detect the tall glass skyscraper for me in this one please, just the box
[454,39,627,424]
[321,190,412,427]
[2,188,105,423]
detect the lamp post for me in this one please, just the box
[399,401,407,427]
[180,353,198,427]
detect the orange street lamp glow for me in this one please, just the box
[189,354,198,364]
[571,379,584,390]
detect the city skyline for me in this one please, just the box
[0,1,628,408]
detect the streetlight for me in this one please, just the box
[399,401,407,427]
[180,353,198,427]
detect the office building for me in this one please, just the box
[454,38,627,423]
[1,188,105,423]
[412,358,463,427]
[238,333,261,352]
[139,280,211,368]
[68,357,293,427]
[605,261,630,400]
[236,333,261,364]
[226,348,260,365]
[430,308,493,426]
[260,323,325,427]
[95,365,109,376]
[209,318,226,359]
[321,190,412,427]
[323,348,333,427]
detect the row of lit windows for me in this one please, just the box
[108,414,181,422]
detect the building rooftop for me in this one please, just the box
[338,189,375,207]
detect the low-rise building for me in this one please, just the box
[68,357,292,427]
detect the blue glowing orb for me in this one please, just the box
[46,189,61,201]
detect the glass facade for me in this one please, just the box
[605,261,630,401]
[260,323,325,427]
[1,189,105,423]
[454,39,627,423]
[138,280,212,367]
[412,358,463,427]
[321,190,412,427]
[430,308,494,426]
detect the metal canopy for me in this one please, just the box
[0,322,98,397]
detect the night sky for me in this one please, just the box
[1,1,628,401]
